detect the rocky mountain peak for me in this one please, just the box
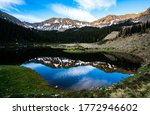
[91,13,140,27]
[43,18,89,25]
[33,17,90,31]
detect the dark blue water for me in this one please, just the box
[21,62,132,90]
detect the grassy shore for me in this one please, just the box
[0,66,61,97]
[0,64,149,98]
[109,65,150,97]
[63,65,150,98]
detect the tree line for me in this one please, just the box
[0,18,140,44]
[0,18,42,44]
[119,21,150,37]
[37,20,135,43]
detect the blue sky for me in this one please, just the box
[0,0,150,22]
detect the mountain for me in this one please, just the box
[140,7,150,15]
[0,7,150,31]
[91,7,150,27]
[91,14,138,27]
[1,13,149,44]
[0,10,23,26]
[133,8,150,23]
[0,10,35,28]
[34,7,150,30]
[30,18,90,31]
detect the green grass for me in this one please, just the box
[0,65,61,97]
[109,65,150,98]
[0,65,149,98]
[0,65,106,98]
[63,48,116,53]
[63,49,85,53]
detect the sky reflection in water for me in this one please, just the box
[21,62,131,90]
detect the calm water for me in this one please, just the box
[21,61,132,90]
[0,47,142,90]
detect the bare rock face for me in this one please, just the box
[104,31,119,41]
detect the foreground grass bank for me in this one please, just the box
[0,65,149,98]
[0,66,60,97]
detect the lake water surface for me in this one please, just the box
[21,57,134,90]
[0,48,142,90]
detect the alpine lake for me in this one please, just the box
[0,47,142,90]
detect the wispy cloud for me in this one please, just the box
[51,0,116,22]
[51,4,96,22]
[0,0,25,11]
[12,14,44,22]
[75,0,116,10]
[55,66,95,78]
[70,77,110,90]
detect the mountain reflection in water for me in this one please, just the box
[21,58,133,90]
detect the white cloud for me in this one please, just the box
[75,0,116,10]
[51,0,116,22]
[51,4,96,22]
[70,77,110,90]
[0,0,24,11]
[55,66,95,78]
[12,14,44,22]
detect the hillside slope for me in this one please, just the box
[0,10,23,26]
[98,30,150,63]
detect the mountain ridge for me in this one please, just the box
[31,17,90,31]
[0,10,23,26]
[0,7,150,31]
[91,8,150,27]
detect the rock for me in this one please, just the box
[104,31,119,41]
